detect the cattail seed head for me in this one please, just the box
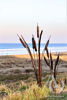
[37,24,39,38]
[44,56,50,66]
[32,35,34,49]
[32,35,37,52]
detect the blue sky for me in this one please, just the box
[0,0,67,43]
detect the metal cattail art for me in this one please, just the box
[17,34,26,48]
[18,24,60,88]
[55,54,59,67]
[37,24,39,38]
[18,34,39,84]
[54,54,59,80]
[44,56,50,66]
[43,43,60,92]
[43,38,60,81]
[32,35,35,49]
[32,35,37,52]
[38,30,43,86]
[50,53,53,70]
[18,24,43,87]
[44,36,51,58]
[43,37,50,58]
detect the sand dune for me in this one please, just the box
[0,53,67,82]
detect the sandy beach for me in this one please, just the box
[0,53,67,82]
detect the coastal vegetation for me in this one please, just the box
[0,25,67,100]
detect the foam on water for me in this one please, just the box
[0,43,67,55]
[0,47,67,55]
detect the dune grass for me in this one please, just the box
[0,80,67,100]
[0,82,50,100]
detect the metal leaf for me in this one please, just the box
[55,54,59,67]
[50,53,53,70]
[44,36,51,50]
[44,56,50,66]
[17,34,26,48]
[46,48,49,58]
[54,54,59,80]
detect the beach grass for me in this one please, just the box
[0,54,67,99]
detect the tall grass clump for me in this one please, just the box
[23,84,50,100]
[0,84,10,96]
[8,92,23,100]
[0,84,50,100]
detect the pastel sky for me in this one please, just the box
[0,0,67,43]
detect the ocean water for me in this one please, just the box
[0,43,67,55]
